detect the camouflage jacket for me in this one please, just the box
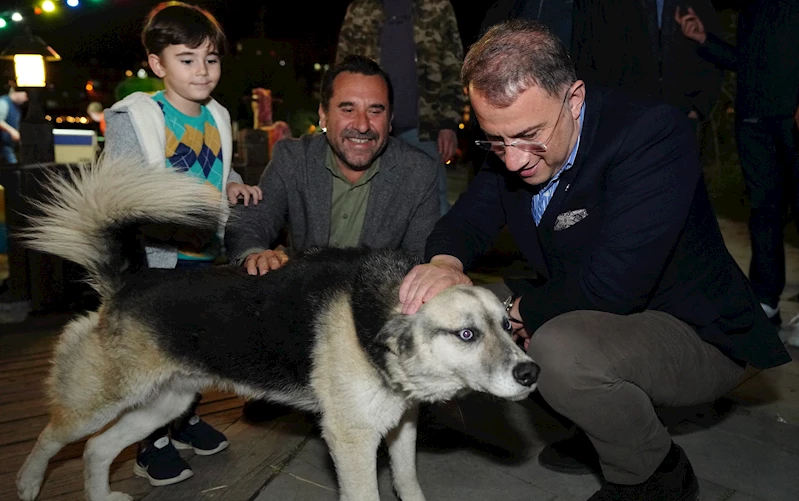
[336,0,467,141]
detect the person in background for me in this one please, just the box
[0,85,28,165]
[675,1,799,327]
[86,101,106,136]
[335,0,468,216]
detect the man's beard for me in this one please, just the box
[327,129,386,171]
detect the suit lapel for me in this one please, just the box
[307,137,334,244]
[513,186,550,279]
[360,149,396,244]
[537,87,603,237]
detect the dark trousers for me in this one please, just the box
[736,116,799,307]
[528,310,744,484]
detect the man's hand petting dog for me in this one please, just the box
[245,249,290,275]
[399,255,472,314]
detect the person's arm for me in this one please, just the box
[682,1,725,120]
[334,3,360,64]
[400,161,508,314]
[436,0,469,135]
[517,105,702,333]
[224,142,293,266]
[675,6,738,71]
[103,110,148,166]
[0,100,19,141]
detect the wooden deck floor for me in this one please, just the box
[0,313,254,501]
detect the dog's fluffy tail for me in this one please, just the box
[17,156,222,299]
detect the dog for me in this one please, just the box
[15,160,539,501]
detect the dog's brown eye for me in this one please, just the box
[502,319,512,332]
[458,329,474,341]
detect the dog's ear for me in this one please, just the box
[376,314,418,355]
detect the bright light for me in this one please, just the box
[279,59,285,67]
[313,63,321,71]
[0,19,6,29]
[11,12,23,22]
[45,115,51,121]
[67,0,80,7]
[136,68,147,78]
[125,70,133,77]
[79,117,89,124]
[85,83,93,91]
[14,54,46,87]
[42,1,56,13]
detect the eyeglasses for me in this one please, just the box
[474,90,570,154]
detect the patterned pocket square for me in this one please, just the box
[554,209,588,231]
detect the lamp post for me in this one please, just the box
[0,29,61,164]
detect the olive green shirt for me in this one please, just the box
[326,147,380,248]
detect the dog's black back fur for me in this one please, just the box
[108,247,420,390]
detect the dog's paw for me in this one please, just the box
[16,474,42,501]
[106,492,133,501]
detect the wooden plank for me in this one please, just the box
[141,414,316,501]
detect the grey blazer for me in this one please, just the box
[225,133,440,264]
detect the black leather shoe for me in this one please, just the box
[538,428,601,475]
[587,442,699,501]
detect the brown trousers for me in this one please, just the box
[527,309,744,484]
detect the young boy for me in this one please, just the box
[103,2,262,487]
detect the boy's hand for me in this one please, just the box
[226,182,263,206]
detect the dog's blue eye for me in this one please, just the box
[503,319,512,332]
[458,329,474,341]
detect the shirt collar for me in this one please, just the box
[325,145,380,186]
[540,102,585,192]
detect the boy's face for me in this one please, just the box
[148,39,220,115]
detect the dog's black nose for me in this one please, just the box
[512,361,540,386]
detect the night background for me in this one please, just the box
[0,0,503,132]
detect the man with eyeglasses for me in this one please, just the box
[399,20,790,501]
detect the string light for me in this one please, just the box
[1,1,101,26]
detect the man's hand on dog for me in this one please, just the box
[226,182,263,206]
[244,249,290,275]
[399,255,472,314]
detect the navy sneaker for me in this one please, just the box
[133,435,193,486]
[171,415,229,455]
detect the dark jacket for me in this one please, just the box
[697,0,799,119]
[572,0,723,119]
[225,134,440,264]
[426,85,790,369]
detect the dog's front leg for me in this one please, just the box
[386,404,426,501]
[321,419,382,501]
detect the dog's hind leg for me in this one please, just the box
[385,405,426,501]
[83,389,196,501]
[17,403,124,501]
[320,418,382,501]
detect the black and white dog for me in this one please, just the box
[16,161,539,501]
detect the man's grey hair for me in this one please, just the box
[462,19,577,107]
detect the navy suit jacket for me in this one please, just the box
[426,85,790,369]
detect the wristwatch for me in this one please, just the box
[503,294,518,316]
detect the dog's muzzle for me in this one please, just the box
[513,361,540,387]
